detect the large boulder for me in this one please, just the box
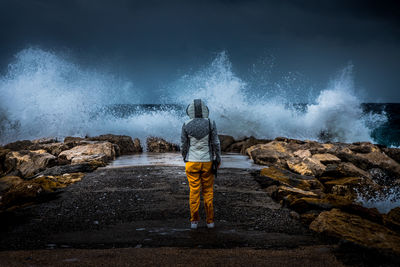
[146,137,180,152]
[32,137,57,144]
[58,142,117,166]
[310,208,400,255]
[4,150,57,178]
[322,162,371,178]
[0,148,11,176]
[247,141,292,167]
[227,136,271,154]
[87,134,142,154]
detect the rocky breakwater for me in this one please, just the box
[0,134,143,212]
[246,136,400,255]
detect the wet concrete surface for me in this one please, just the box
[0,164,318,251]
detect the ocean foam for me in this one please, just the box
[0,48,387,145]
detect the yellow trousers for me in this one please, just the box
[185,161,214,224]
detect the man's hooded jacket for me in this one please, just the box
[181,99,221,163]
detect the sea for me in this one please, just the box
[0,47,399,212]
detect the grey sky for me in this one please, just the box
[0,0,399,102]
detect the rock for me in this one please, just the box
[310,208,400,255]
[293,150,312,159]
[382,147,400,164]
[58,142,117,165]
[32,137,57,144]
[63,136,85,147]
[247,141,292,167]
[322,162,370,178]
[0,173,84,210]
[300,211,320,225]
[0,181,43,209]
[311,153,341,165]
[348,142,379,154]
[33,142,69,156]
[146,137,180,152]
[0,148,11,176]
[30,163,97,178]
[218,135,235,151]
[0,176,24,194]
[226,136,271,154]
[288,194,354,213]
[32,173,84,192]
[260,166,324,192]
[3,140,33,151]
[71,154,108,167]
[383,207,400,233]
[286,157,326,177]
[4,150,57,178]
[87,134,142,154]
[264,185,278,197]
[290,211,300,220]
[276,185,320,201]
[323,177,363,194]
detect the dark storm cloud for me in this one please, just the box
[0,0,399,102]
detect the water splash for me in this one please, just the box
[0,48,387,145]
[356,186,400,214]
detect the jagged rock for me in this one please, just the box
[0,148,11,176]
[226,136,271,154]
[323,177,363,195]
[300,211,320,225]
[322,162,370,178]
[0,173,84,211]
[0,181,43,209]
[87,134,142,154]
[31,142,70,156]
[71,154,108,167]
[382,147,400,164]
[58,142,117,165]
[311,153,341,165]
[276,185,320,200]
[247,141,292,167]
[146,137,180,152]
[30,163,97,178]
[32,137,57,144]
[348,142,380,154]
[4,150,57,178]
[3,140,33,151]
[0,176,24,194]
[260,166,324,192]
[293,150,312,159]
[218,135,235,151]
[383,207,400,233]
[310,208,400,255]
[287,194,354,213]
[63,136,85,147]
[286,157,326,177]
[32,173,84,192]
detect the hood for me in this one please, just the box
[186,99,209,119]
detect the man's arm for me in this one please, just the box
[211,120,221,164]
[181,123,189,162]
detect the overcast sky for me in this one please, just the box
[0,0,399,102]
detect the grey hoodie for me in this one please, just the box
[181,99,221,163]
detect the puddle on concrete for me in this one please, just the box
[104,152,263,169]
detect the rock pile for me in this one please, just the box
[248,137,400,255]
[146,137,180,152]
[0,134,142,211]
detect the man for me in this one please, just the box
[181,99,221,229]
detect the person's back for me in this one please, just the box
[181,99,221,229]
